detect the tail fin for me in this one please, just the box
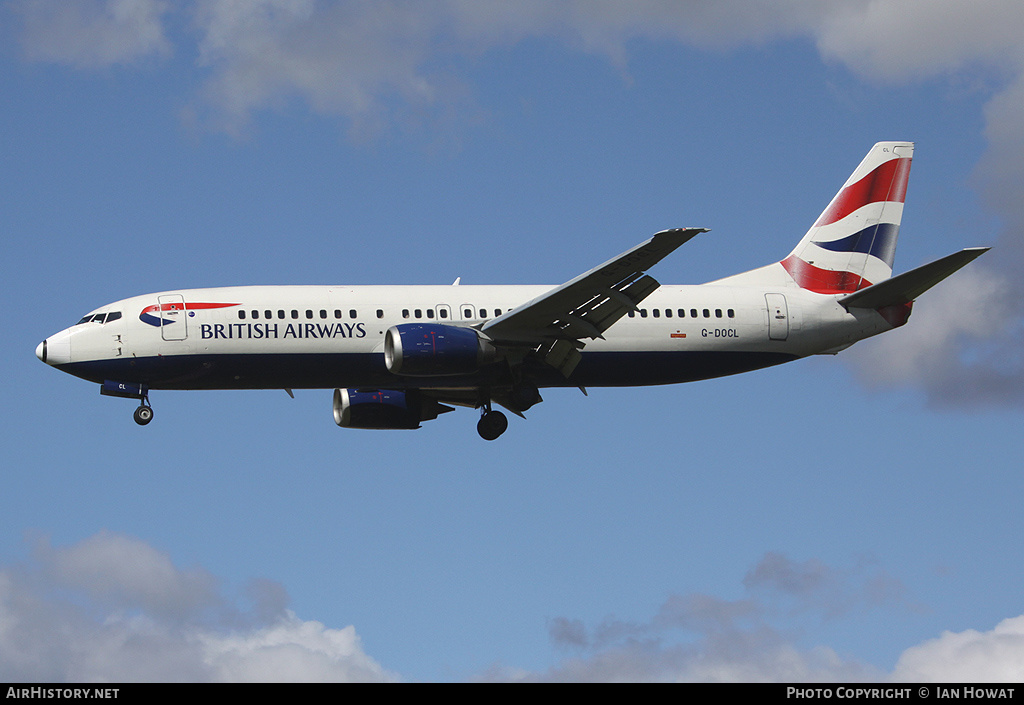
[780,142,913,294]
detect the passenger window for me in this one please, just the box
[495,309,502,318]
[291,310,299,319]
[376,309,384,319]
[334,310,342,319]
[251,310,259,319]
[640,309,648,318]
[652,309,660,318]
[305,310,313,319]
[464,308,473,318]
[716,309,722,318]
[265,310,272,320]
[278,310,285,319]
[728,309,735,318]
[320,310,328,319]
[403,309,410,319]
[349,309,357,319]
[426,309,435,319]
[703,309,710,318]
[678,309,686,318]
[665,309,672,318]
[480,309,487,318]
[415,309,422,319]
[439,309,448,319]
[628,311,635,318]
[238,310,246,320]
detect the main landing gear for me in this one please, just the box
[474,383,540,440]
[477,407,508,441]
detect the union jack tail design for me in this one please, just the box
[781,142,913,294]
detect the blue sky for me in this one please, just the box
[3,0,1024,682]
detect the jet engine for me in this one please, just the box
[333,388,453,430]
[383,323,496,376]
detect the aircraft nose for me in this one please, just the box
[37,330,72,366]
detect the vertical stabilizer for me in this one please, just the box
[780,142,913,293]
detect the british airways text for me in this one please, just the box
[200,323,367,340]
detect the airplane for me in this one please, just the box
[36,142,988,440]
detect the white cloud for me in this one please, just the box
[34,530,220,621]
[181,0,1024,131]
[503,637,878,683]
[180,0,834,131]
[505,553,1024,682]
[189,0,435,135]
[844,266,1023,406]
[14,1,1024,147]
[13,1,1024,134]
[14,0,172,67]
[0,531,394,682]
[6,536,1024,682]
[198,617,390,682]
[743,552,907,620]
[534,616,1024,682]
[521,554,903,682]
[814,0,1024,82]
[892,616,1024,682]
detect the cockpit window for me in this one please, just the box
[74,311,121,325]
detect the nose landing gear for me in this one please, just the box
[133,403,154,426]
[100,381,153,426]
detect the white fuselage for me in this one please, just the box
[39,282,894,392]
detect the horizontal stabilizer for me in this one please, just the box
[838,247,990,310]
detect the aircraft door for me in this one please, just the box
[766,293,789,341]
[158,294,188,341]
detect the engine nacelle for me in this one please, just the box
[383,323,496,376]
[333,388,451,430]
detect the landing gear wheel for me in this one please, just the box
[477,410,508,441]
[134,405,154,426]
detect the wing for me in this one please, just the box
[482,227,707,376]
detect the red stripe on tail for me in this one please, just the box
[814,157,911,227]
[780,255,874,294]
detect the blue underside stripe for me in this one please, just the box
[56,350,799,391]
